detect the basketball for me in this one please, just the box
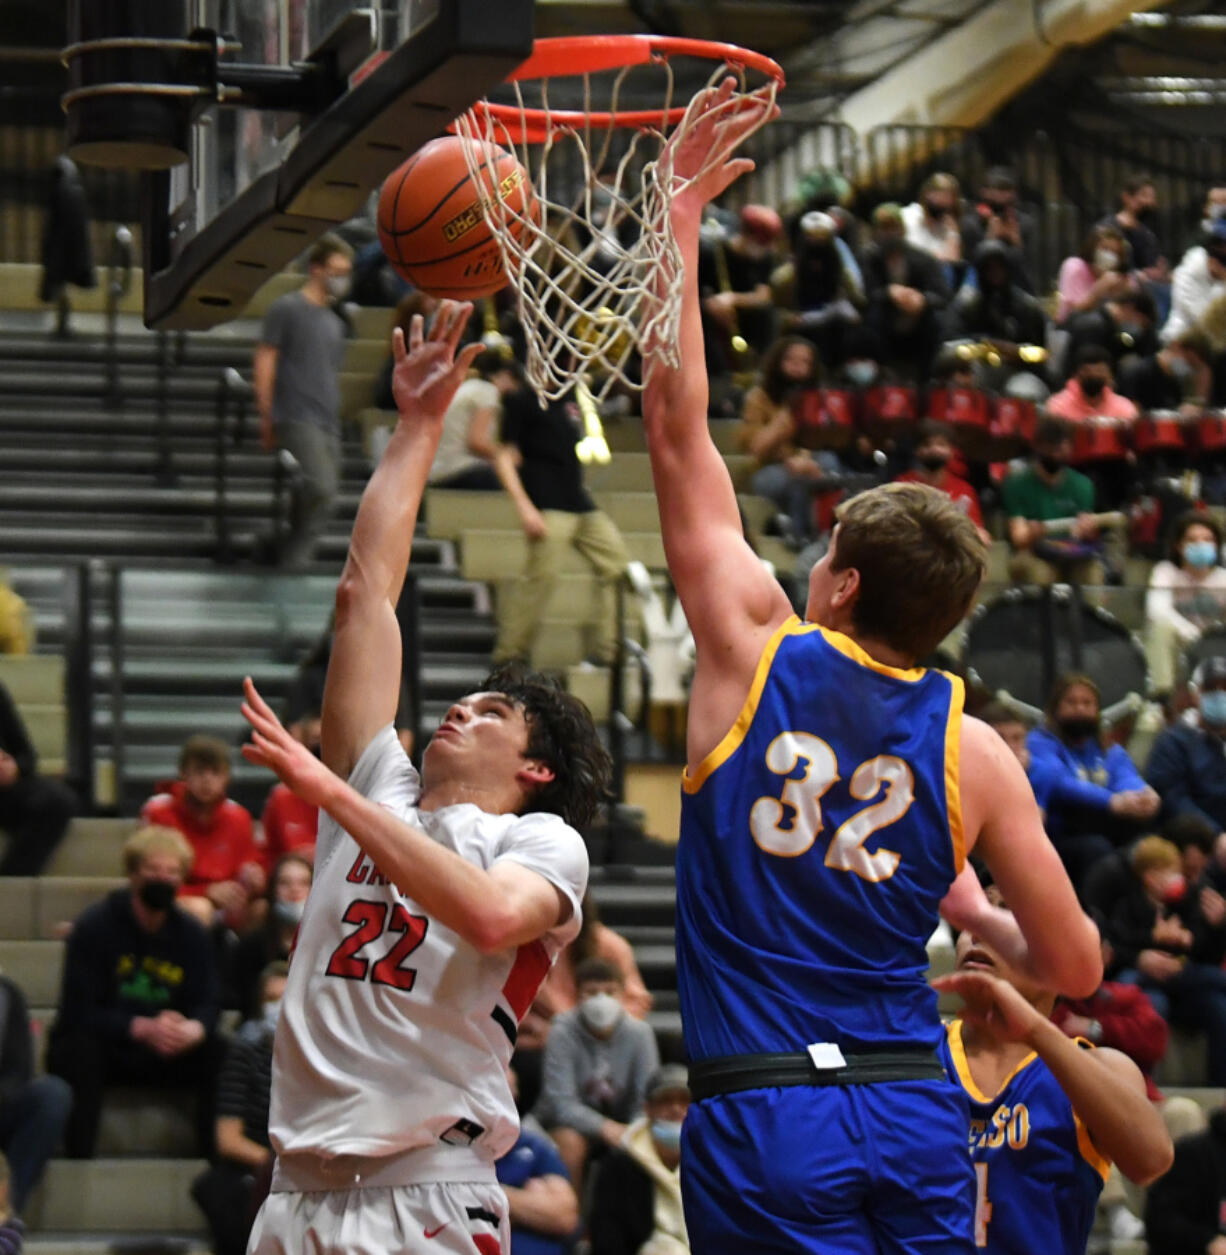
[377,136,537,300]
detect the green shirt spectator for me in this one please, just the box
[1001,462,1094,522]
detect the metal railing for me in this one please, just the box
[103,224,132,406]
[214,366,253,562]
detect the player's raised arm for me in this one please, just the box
[322,303,481,777]
[952,715,1103,998]
[642,84,792,760]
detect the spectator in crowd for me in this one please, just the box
[1103,835,1226,1085]
[1117,329,1213,413]
[1060,289,1159,378]
[534,957,659,1187]
[588,1064,691,1255]
[1099,173,1168,286]
[0,679,75,876]
[1144,513,1226,697]
[861,203,950,382]
[1027,673,1160,889]
[0,576,31,656]
[142,736,264,929]
[0,973,71,1213]
[426,349,523,491]
[259,712,319,867]
[225,853,311,1022]
[893,421,989,544]
[1001,418,1105,585]
[698,204,782,375]
[1145,1098,1226,1255]
[491,385,630,668]
[1057,224,1135,323]
[192,962,283,1255]
[46,825,221,1158]
[281,614,333,729]
[1147,656,1226,829]
[1047,344,1139,424]
[0,1154,23,1254]
[39,155,95,339]
[959,166,1038,292]
[1163,210,1226,345]
[901,172,962,284]
[772,211,865,368]
[978,700,1033,773]
[496,1066,580,1255]
[942,239,1047,360]
[734,336,828,543]
[252,233,353,568]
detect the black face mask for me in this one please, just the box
[924,200,948,219]
[1058,717,1100,742]
[1080,376,1107,398]
[1038,454,1066,474]
[138,879,177,912]
[918,453,950,472]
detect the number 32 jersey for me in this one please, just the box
[677,616,965,1059]
[269,725,589,1167]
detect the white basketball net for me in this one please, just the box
[453,55,778,404]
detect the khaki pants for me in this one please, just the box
[493,509,630,665]
[1008,550,1105,588]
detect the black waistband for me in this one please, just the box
[688,1047,945,1101]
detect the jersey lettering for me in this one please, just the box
[750,732,913,880]
[974,1162,992,1248]
[970,1103,1031,1153]
[325,899,430,989]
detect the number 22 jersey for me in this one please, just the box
[269,725,589,1169]
[677,616,965,1059]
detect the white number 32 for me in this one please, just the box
[748,731,914,881]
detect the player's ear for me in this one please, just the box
[516,758,556,790]
[831,565,860,610]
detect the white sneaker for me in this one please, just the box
[1107,1206,1146,1241]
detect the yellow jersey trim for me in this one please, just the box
[817,627,928,682]
[1072,1039,1113,1183]
[681,616,818,795]
[946,1020,1038,1104]
[945,674,967,875]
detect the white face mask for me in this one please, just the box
[579,992,623,1035]
[262,998,282,1029]
[325,273,351,301]
[1094,248,1121,272]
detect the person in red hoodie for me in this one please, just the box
[142,736,264,929]
[258,711,320,867]
[894,421,991,545]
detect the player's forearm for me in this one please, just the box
[1024,1019,1173,1184]
[318,773,523,954]
[504,1179,579,1235]
[491,445,536,514]
[341,413,443,609]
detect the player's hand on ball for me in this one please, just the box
[391,300,484,420]
[930,970,1044,1044]
[241,676,336,808]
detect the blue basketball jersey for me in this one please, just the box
[677,616,965,1059]
[939,1020,1109,1255]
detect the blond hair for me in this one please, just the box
[833,483,987,661]
[1131,835,1181,877]
[122,825,194,877]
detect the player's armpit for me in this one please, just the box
[960,716,1102,998]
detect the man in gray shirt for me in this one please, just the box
[253,234,353,568]
[534,957,659,1187]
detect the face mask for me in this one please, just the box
[1080,376,1107,399]
[924,200,948,219]
[918,453,949,472]
[1168,353,1197,387]
[1184,541,1218,569]
[877,234,904,254]
[651,1120,684,1152]
[846,361,878,387]
[138,879,176,912]
[1137,206,1158,226]
[262,999,282,1029]
[1201,690,1226,726]
[578,992,624,1035]
[1037,454,1065,474]
[1058,717,1099,742]
[273,898,306,926]
[1208,204,1226,222]
[325,274,350,301]
[1094,248,1121,272]
[1159,873,1187,905]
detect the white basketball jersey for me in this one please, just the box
[269,725,588,1169]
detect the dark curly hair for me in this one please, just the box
[483,663,612,829]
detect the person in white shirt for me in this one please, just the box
[428,351,522,492]
[1162,193,1226,344]
[902,172,962,276]
[1146,511,1226,694]
[239,301,612,1255]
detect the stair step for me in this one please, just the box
[24,1159,208,1233]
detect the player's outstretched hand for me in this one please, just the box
[930,970,1045,1045]
[667,76,778,216]
[241,675,337,809]
[391,299,484,420]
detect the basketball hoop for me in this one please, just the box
[451,35,784,404]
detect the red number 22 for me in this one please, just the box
[325,899,429,990]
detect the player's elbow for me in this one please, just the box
[1050,941,1104,1001]
[334,566,379,625]
[1122,1133,1175,1186]
[466,908,521,956]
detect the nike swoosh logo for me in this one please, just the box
[424,1224,449,1239]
